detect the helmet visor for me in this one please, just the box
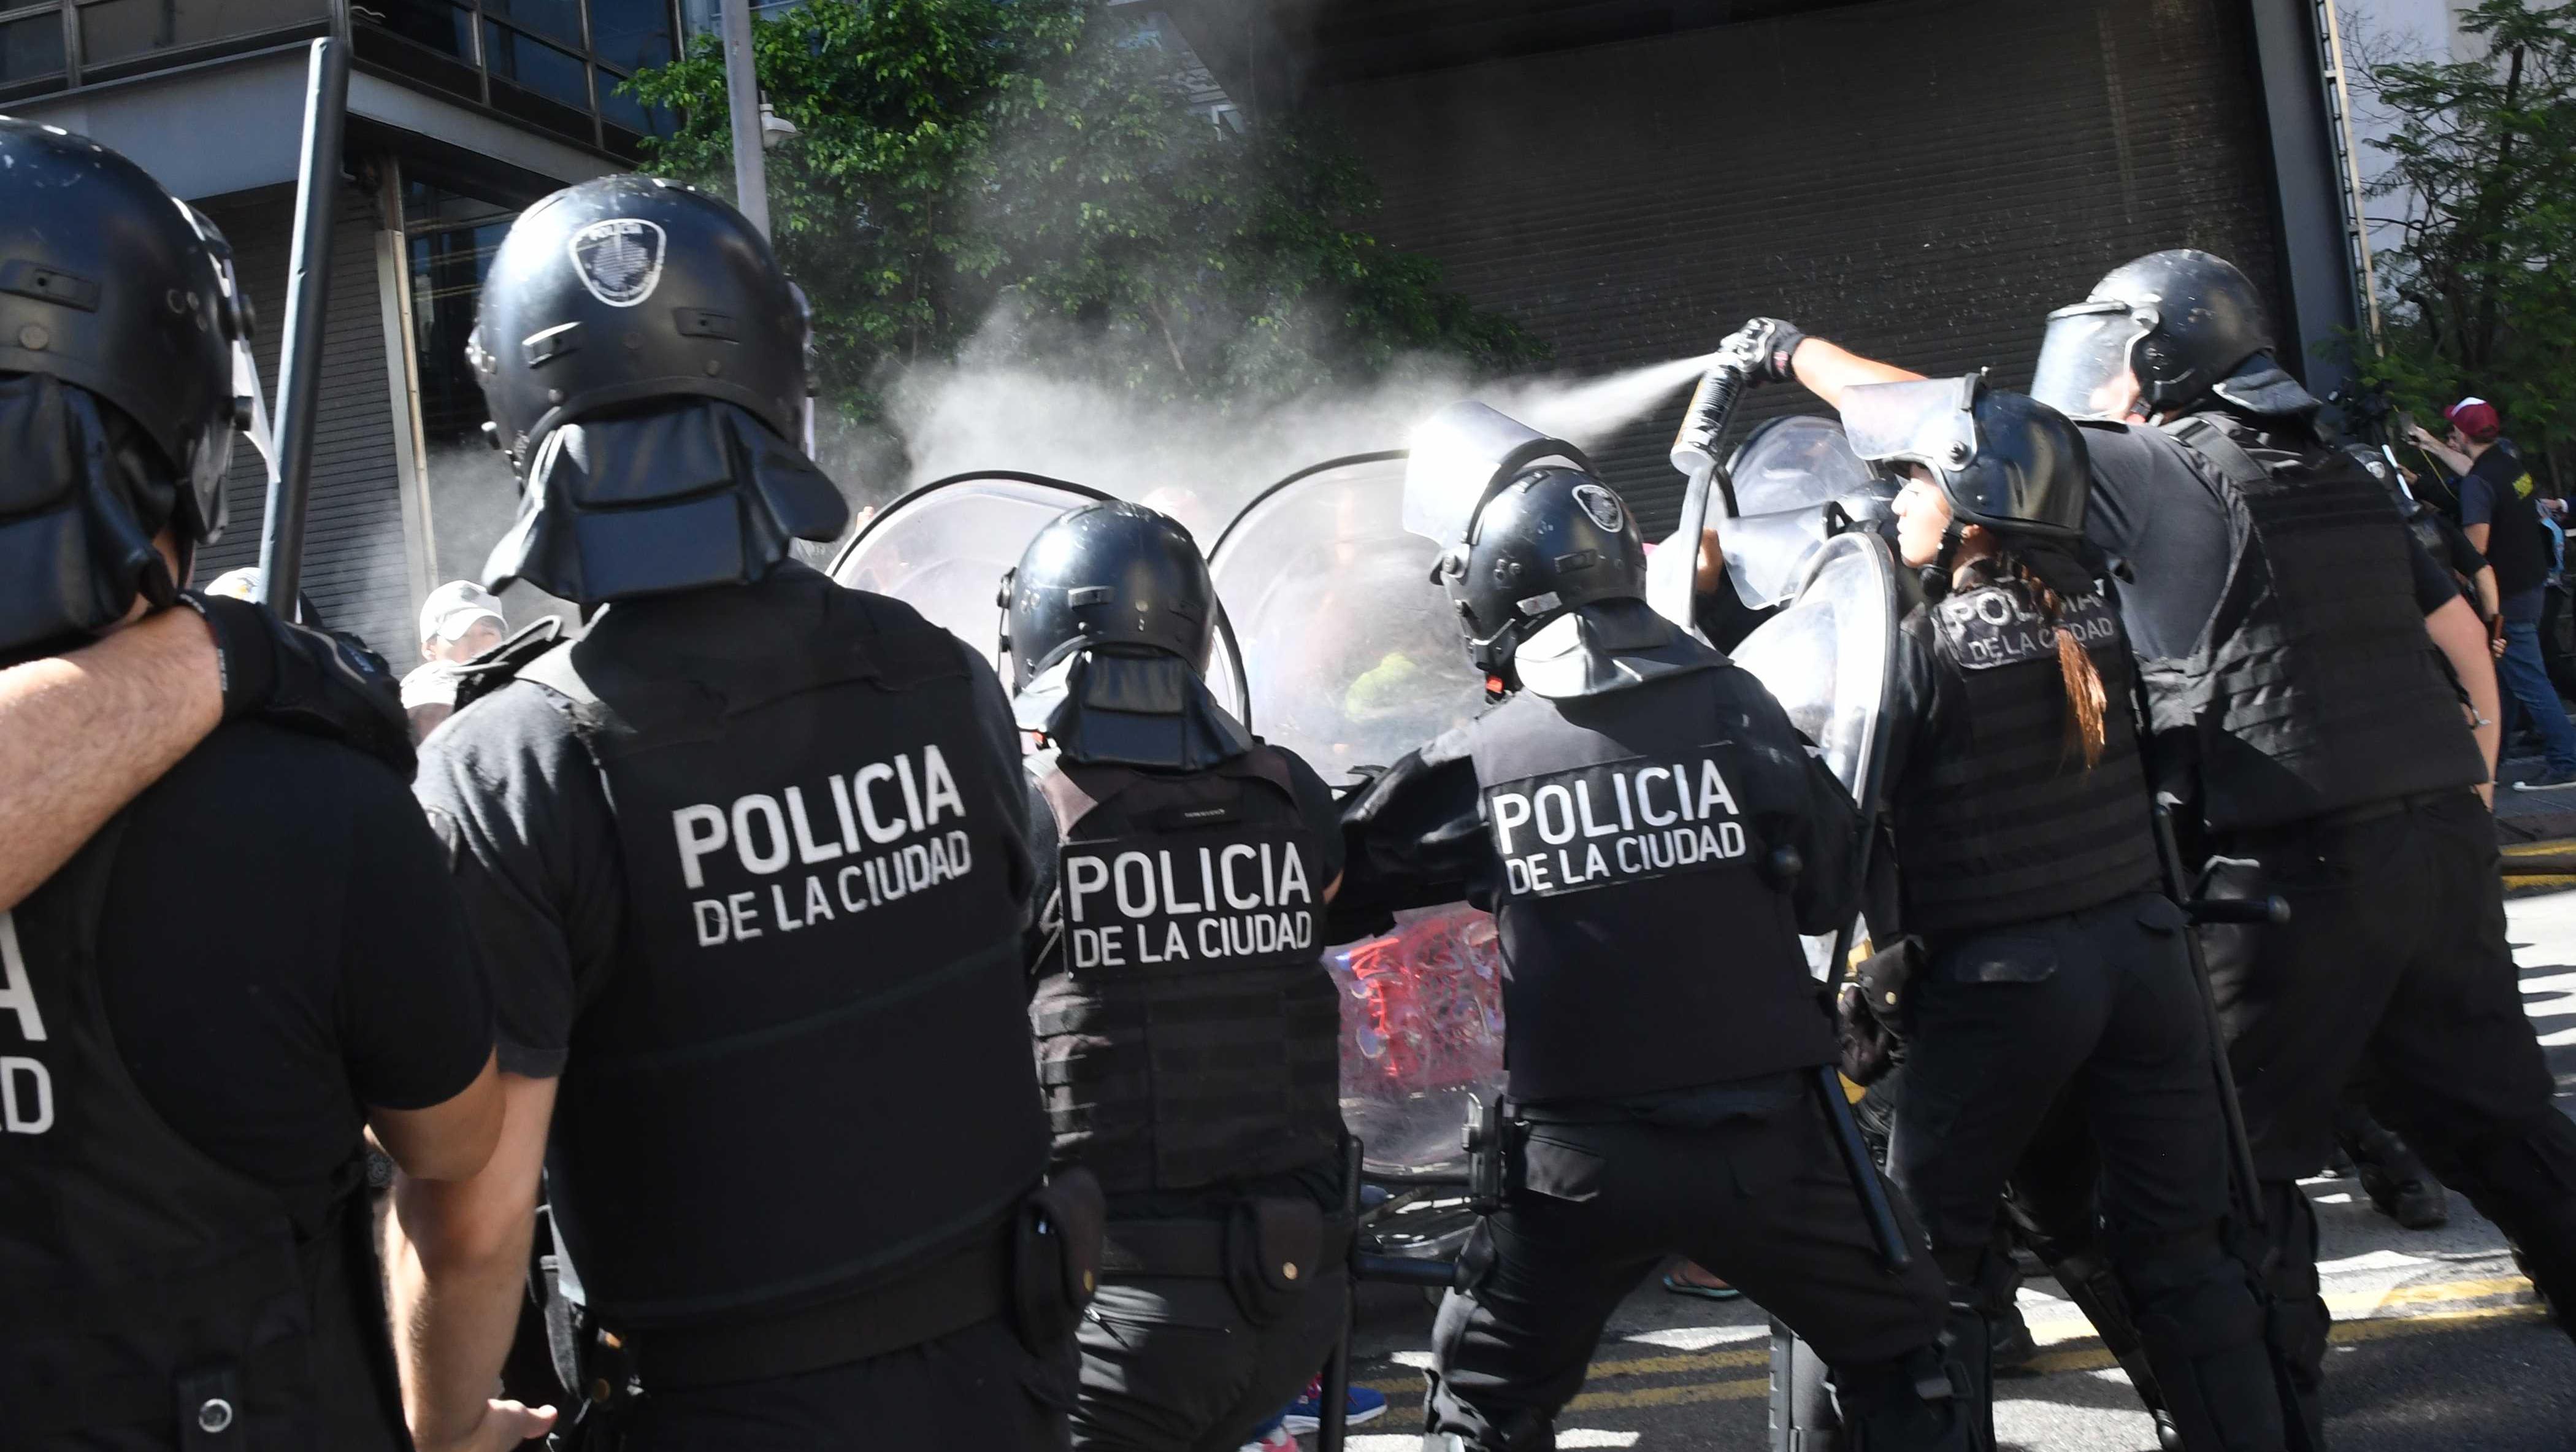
[1841,375,1980,472]
[2031,303,2145,420]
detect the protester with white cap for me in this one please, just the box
[403,582,509,739]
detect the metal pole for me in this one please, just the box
[256,37,350,620]
[720,0,769,239]
[2317,0,2385,350]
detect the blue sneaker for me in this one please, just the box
[1282,1378,1387,1435]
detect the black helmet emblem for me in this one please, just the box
[568,218,667,308]
[1573,482,1624,533]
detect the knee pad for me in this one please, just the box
[2120,1241,2285,1452]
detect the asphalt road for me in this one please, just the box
[1326,886,2576,1451]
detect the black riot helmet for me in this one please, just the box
[1442,466,1649,686]
[2032,250,2315,421]
[0,118,251,548]
[1004,501,1218,690]
[470,174,807,474]
[1843,374,2090,547]
[469,175,846,605]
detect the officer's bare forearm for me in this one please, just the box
[389,1073,557,1452]
[2475,567,2501,622]
[1786,339,1926,411]
[0,609,222,910]
[2426,597,2502,793]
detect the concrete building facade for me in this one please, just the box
[7,0,2402,622]
[2,0,669,652]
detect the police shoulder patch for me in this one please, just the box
[567,218,667,308]
[1572,482,1624,534]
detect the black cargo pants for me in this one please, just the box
[1424,1093,1954,1451]
[1887,891,2287,1451]
[1070,1260,1348,1452]
[619,1315,1077,1451]
[2202,789,2576,1447]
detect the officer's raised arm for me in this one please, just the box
[1705,317,1931,412]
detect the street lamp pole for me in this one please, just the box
[719,0,769,239]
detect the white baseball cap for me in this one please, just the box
[420,580,507,645]
[205,567,263,602]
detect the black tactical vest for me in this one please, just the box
[1465,666,1834,1105]
[1028,746,1341,1196]
[2147,415,2485,832]
[1889,579,2162,941]
[515,587,1048,1330]
[0,820,399,1451]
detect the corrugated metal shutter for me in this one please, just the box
[1320,0,2287,535]
[195,187,416,660]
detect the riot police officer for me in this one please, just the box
[1004,501,1352,1451]
[1750,247,2576,1444]
[0,119,504,1450]
[1828,374,2288,1450]
[1337,413,1974,1451]
[397,175,1094,1452]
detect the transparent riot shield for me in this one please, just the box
[830,472,1114,665]
[1728,529,1901,975]
[1208,453,1488,784]
[1209,451,1506,1182]
[1716,415,1896,611]
[829,471,1249,720]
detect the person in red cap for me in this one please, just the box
[2410,401,2576,788]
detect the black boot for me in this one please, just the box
[2344,1113,2450,1230]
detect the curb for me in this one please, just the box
[2501,837,2576,893]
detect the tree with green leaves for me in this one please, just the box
[626,0,1543,437]
[2361,0,2576,486]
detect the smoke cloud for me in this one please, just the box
[419,439,579,648]
[835,317,1720,545]
[411,324,1722,628]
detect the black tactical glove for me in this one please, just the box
[1834,935,1920,1086]
[180,592,416,777]
[1730,317,1810,385]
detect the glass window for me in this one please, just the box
[402,183,527,589]
[480,0,577,48]
[1,9,66,80]
[594,67,670,137]
[481,18,587,109]
[407,215,513,446]
[75,0,323,67]
[402,179,515,231]
[585,0,668,72]
[351,0,472,61]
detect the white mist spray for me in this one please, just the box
[857,326,1718,542]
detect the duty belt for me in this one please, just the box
[1098,1214,1355,1280]
[2219,786,2469,845]
[623,1234,1009,1391]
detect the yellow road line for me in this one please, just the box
[1568,1377,1769,1411]
[2501,839,2576,887]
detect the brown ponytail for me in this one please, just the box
[2006,555,2109,769]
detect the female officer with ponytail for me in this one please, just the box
[1837,376,2291,1452]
